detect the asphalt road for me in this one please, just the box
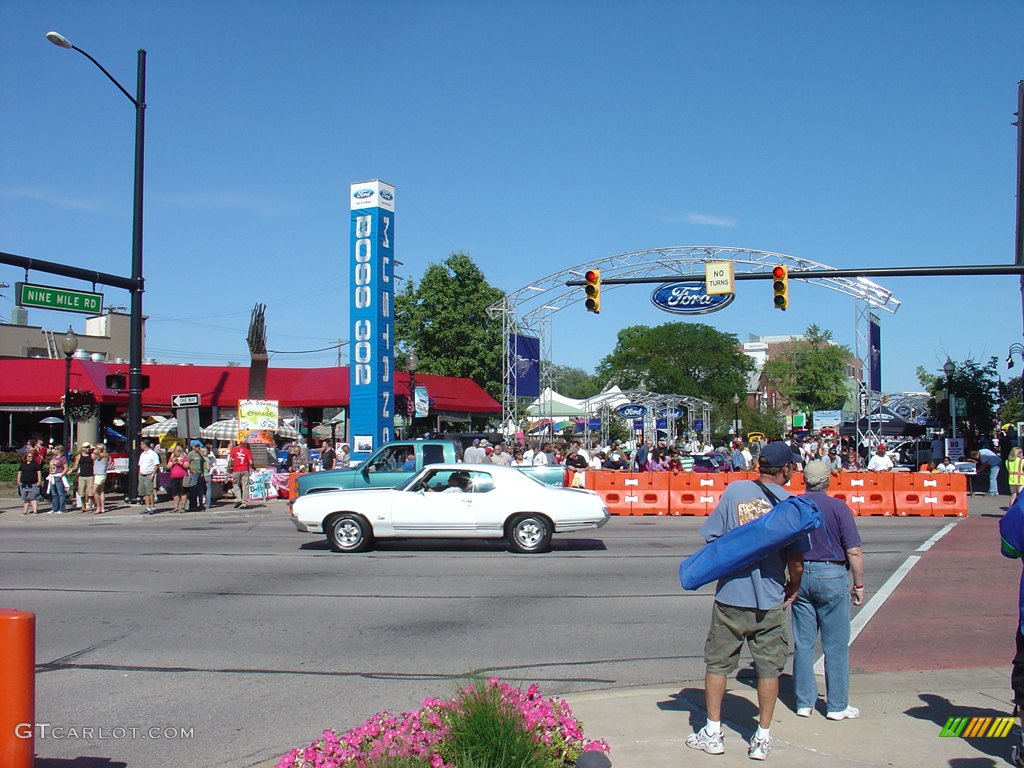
[0,505,953,768]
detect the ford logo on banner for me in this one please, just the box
[353,188,374,199]
[651,282,734,315]
[617,404,647,418]
[380,190,394,201]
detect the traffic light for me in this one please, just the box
[584,269,601,313]
[772,265,788,310]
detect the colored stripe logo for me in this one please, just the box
[940,716,1015,738]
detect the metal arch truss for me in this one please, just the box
[488,246,901,432]
[606,389,712,447]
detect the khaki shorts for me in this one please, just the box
[93,475,107,491]
[704,601,788,679]
[138,473,155,496]
[78,475,95,500]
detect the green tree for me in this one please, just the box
[595,321,754,409]
[546,363,599,400]
[761,325,851,416]
[917,357,1001,437]
[998,375,1023,428]
[394,253,505,399]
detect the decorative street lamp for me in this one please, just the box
[732,393,740,437]
[47,31,146,502]
[406,348,419,438]
[943,358,957,442]
[61,326,79,450]
[1008,343,1024,369]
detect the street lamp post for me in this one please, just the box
[406,348,419,438]
[943,359,957,442]
[61,327,79,450]
[47,31,146,503]
[732,394,740,437]
[1008,343,1024,369]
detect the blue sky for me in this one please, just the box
[2,0,1022,394]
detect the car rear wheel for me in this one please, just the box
[327,513,372,553]
[507,514,552,554]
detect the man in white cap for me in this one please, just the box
[791,459,864,722]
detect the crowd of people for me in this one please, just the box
[16,439,111,515]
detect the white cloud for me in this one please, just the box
[157,190,294,218]
[663,212,738,228]
[0,185,114,214]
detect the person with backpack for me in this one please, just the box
[685,441,809,761]
[791,460,865,722]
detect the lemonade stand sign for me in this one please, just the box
[239,399,279,431]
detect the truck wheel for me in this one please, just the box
[507,514,552,554]
[328,514,373,553]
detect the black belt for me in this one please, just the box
[806,560,846,566]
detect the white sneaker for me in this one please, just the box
[748,734,772,760]
[796,707,813,717]
[686,726,725,755]
[826,706,860,721]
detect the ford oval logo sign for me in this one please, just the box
[617,404,647,418]
[651,282,734,315]
[353,189,374,199]
[380,190,393,201]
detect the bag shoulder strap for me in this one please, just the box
[752,479,782,507]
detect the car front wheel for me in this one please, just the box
[507,514,552,554]
[327,513,373,553]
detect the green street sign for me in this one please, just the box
[16,282,104,315]
[955,396,967,417]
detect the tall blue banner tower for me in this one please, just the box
[349,180,395,460]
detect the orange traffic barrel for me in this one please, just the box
[0,608,35,768]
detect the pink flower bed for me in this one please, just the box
[276,678,610,768]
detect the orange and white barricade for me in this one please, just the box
[828,472,894,516]
[893,472,968,517]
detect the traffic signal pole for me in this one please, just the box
[1015,80,1024,334]
[566,263,1024,288]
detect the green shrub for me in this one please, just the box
[0,464,17,483]
[439,682,548,768]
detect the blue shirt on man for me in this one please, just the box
[700,479,810,610]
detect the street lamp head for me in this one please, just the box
[732,394,740,406]
[61,326,79,357]
[46,31,73,49]
[943,359,955,378]
[406,349,419,373]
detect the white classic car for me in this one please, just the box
[289,463,610,553]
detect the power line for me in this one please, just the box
[268,340,349,355]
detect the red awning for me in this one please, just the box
[0,359,499,414]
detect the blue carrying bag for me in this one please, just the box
[679,490,822,591]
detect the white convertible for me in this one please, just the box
[289,463,610,553]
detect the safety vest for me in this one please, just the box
[1009,458,1024,488]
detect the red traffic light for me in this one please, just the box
[772,266,786,280]
[585,270,599,282]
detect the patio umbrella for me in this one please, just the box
[201,418,242,441]
[200,419,301,441]
[141,418,177,437]
[40,416,63,441]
